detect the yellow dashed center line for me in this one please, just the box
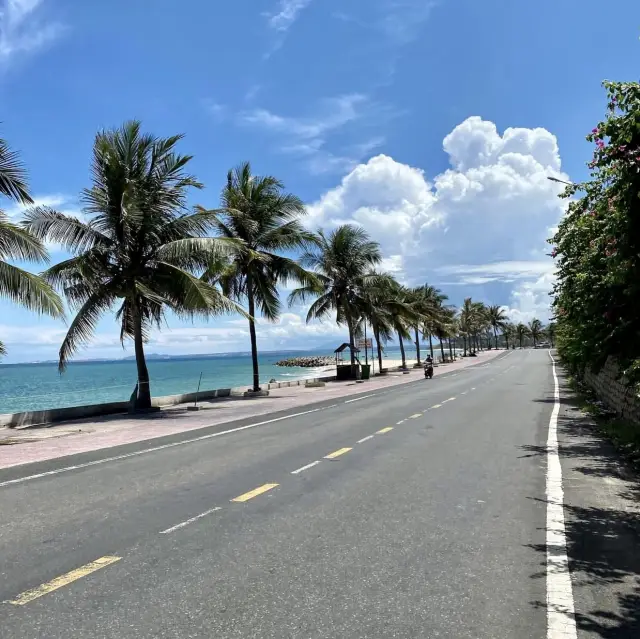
[376,427,394,434]
[231,483,279,502]
[442,397,456,403]
[409,413,422,419]
[9,556,121,606]
[324,447,352,459]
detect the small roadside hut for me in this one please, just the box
[334,343,362,381]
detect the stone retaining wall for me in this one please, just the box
[583,357,640,422]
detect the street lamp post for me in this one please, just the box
[547,176,576,186]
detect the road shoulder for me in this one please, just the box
[555,367,640,637]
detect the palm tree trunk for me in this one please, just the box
[448,337,453,361]
[439,337,445,362]
[494,327,498,349]
[246,283,261,392]
[347,314,356,365]
[133,306,152,410]
[463,334,467,356]
[398,332,407,369]
[428,333,434,360]
[375,326,383,373]
[414,327,421,365]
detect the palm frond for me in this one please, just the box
[156,236,245,271]
[58,289,116,371]
[0,212,49,262]
[0,137,32,204]
[22,207,111,253]
[0,260,64,317]
[155,261,247,318]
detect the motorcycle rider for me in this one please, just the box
[424,355,433,377]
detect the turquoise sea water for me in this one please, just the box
[0,345,447,415]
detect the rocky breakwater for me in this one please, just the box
[276,355,333,368]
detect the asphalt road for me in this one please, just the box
[1,349,556,638]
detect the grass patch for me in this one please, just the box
[567,374,640,467]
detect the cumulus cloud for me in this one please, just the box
[306,116,569,321]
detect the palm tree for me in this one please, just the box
[459,297,484,355]
[487,304,508,349]
[358,274,393,373]
[502,322,516,349]
[386,281,420,370]
[24,121,239,410]
[201,162,317,392]
[516,323,529,348]
[420,285,448,361]
[546,321,556,348]
[0,136,63,356]
[528,318,544,347]
[472,301,488,351]
[290,224,382,365]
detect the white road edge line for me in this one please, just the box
[357,435,374,444]
[291,460,321,475]
[546,351,577,638]
[0,406,328,488]
[159,507,221,534]
[344,394,377,404]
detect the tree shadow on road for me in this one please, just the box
[522,385,640,637]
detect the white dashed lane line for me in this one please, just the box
[159,507,222,534]
[344,394,377,404]
[291,460,322,475]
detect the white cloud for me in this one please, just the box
[306,154,441,255]
[0,0,65,63]
[437,260,554,283]
[203,99,226,122]
[262,0,314,59]
[266,0,313,32]
[502,270,556,324]
[378,0,437,45]
[4,193,83,251]
[241,94,366,140]
[239,94,385,174]
[306,116,569,320]
[4,193,76,221]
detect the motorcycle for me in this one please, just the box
[424,363,434,379]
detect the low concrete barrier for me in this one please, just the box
[0,401,131,429]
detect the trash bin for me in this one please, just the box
[360,364,371,380]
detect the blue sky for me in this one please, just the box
[1,0,639,363]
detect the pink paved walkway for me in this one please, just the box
[0,350,505,469]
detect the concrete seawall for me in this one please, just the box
[0,375,337,429]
